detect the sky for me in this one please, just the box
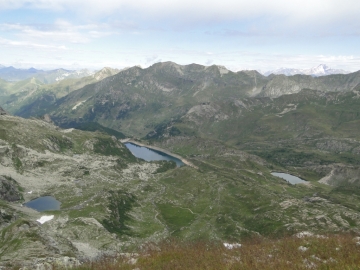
[0,0,360,72]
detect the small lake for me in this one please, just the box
[271,172,307,185]
[24,196,61,212]
[124,143,184,167]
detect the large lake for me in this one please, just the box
[271,172,307,185]
[24,196,61,212]
[124,143,184,167]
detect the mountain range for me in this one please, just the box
[35,62,358,134]
[0,63,351,84]
[0,66,94,83]
[263,64,350,77]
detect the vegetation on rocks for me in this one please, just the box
[102,190,137,236]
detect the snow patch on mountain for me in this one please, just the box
[37,215,54,224]
[55,69,94,82]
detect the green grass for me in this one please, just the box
[93,138,135,162]
[153,160,177,174]
[157,204,195,233]
[101,190,136,237]
[11,157,23,173]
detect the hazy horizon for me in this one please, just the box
[0,62,355,75]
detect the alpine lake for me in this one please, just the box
[24,196,61,212]
[271,172,307,185]
[124,142,185,167]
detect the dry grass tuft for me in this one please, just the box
[74,233,360,270]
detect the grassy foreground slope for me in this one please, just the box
[76,234,360,270]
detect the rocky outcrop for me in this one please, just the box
[0,175,22,202]
[0,107,7,115]
[319,165,360,186]
[0,209,17,227]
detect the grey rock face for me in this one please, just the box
[0,175,22,202]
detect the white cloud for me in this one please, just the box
[0,37,67,50]
[0,20,113,44]
[1,1,359,72]
[145,55,159,65]
[228,53,360,72]
[1,0,360,27]
[206,59,213,65]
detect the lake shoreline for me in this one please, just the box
[121,139,198,169]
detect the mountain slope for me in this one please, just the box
[257,71,360,97]
[146,88,360,189]
[35,62,360,137]
[0,67,120,117]
[47,62,267,136]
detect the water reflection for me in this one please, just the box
[271,172,307,185]
[124,143,184,167]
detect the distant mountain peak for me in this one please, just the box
[28,67,40,73]
[163,61,181,66]
[310,64,329,74]
[264,64,350,77]
[92,67,119,80]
